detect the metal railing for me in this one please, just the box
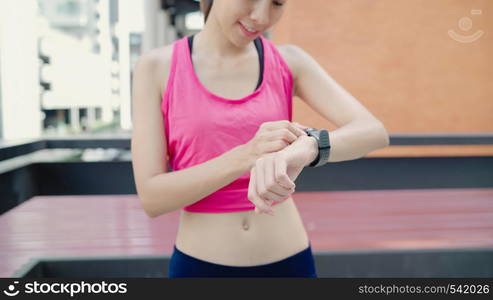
[1,132,492,215]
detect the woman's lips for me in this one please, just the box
[238,22,259,37]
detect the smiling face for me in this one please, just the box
[210,0,287,46]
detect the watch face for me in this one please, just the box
[305,129,330,167]
[305,128,316,134]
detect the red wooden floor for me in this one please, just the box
[1,188,492,277]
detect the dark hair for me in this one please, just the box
[200,0,213,24]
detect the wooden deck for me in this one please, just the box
[1,188,492,277]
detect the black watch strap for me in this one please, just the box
[304,128,331,167]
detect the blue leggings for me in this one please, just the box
[168,242,317,277]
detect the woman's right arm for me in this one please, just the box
[131,47,307,218]
[131,49,257,218]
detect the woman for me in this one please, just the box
[131,0,389,277]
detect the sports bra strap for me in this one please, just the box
[187,34,264,91]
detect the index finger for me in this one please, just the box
[288,122,307,137]
[263,120,307,138]
[293,122,311,130]
[277,120,307,137]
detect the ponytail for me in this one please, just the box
[200,0,214,24]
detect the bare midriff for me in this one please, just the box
[174,196,310,266]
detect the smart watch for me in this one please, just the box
[304,128,331,167]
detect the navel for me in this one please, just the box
[242,218,250,231]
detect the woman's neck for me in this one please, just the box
[193,17,255,60]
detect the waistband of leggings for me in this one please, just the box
[172,241,312,268]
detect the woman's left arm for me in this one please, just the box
[286,44,390,162]
[248,45,390,214]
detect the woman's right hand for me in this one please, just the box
[244,120,307,166]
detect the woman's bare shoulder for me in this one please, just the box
[135,44,175,96]
[277,44,306,78]
[276,44,302,93]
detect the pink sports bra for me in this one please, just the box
[161,34,294,213]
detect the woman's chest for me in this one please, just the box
[167,86,289,151]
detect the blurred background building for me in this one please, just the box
[1,0,491,144]
[0,0,204,140]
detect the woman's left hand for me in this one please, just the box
[248,135,314,215]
